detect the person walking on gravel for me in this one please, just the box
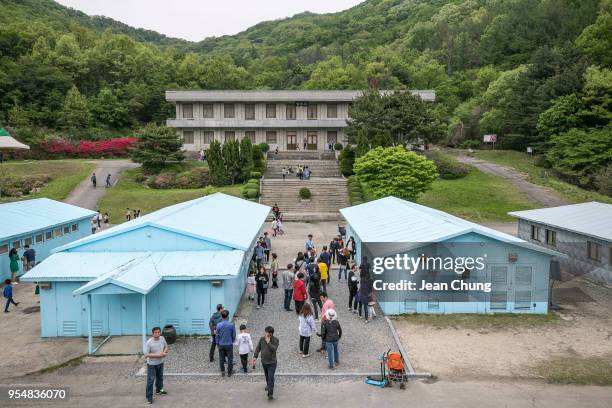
[216,310,236,377]
[348,263,359,312]
[320,309,342,369]
[298,302,316,358]
[208,304,224,362]
[292,272,308,314]
[105,173,112,188]
[145,326,168,404]
[253,326,279,401]
[308,268,322,320]
[91,172,97,188]
[255,267,269,309]
[282,264,294,311]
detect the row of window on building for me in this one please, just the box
[530,224,610,264]
[182,103,339,120]
[183,130,339,147]
[0,223,79,254]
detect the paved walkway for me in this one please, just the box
[63,159,138,210]
[12,357,612,407]
[455,155,567,207]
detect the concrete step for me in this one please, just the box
[267,151,336,160]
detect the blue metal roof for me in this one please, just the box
[340,196,562,256]
[54,192,271,252]
[21,250,245,285]
[0,198,96,241]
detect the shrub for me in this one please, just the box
[186,167,210,187]
[334,143,343,151]
[299,187,312,199]
[258,143,270,153]
[153,173,176,189]
[250,171,262,179]
[38,137,136,158]
[339,146,355,177]
[134,173,148,183]
[349,185,362,193]
[352,200,363,205]
[428,151,469,180]
[202,186,218,196]
[252,145,265,173]
[459,140,481,149]
[595,164,612,196]
[246,189,259,199]
[533,155,551,168]
[0,174,50,196]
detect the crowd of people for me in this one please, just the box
[280,165,312,180]
[134,218,376,404]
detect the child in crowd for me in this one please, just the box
[3,279,19,313]
[271,253,279,288]
[368,292,377,320]
[247,271,256,301]
[235,324,253,373]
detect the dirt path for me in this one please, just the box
[455,155,567,207]
[63,159,138,210]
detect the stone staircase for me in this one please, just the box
[260,152,349,221]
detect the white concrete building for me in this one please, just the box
[165,90,435,153]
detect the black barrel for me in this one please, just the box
[162,324,177,344]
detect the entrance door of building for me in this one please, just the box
[326,131,338,150]
[486,264,511,312]
[286,132,297,150]
[307,131,318,150]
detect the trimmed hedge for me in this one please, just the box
[334,143,343,151]
[427,151,469,180]
[250,171,262,179]
[258,143,270,153]
[299,187,312,199]
[246,189,259,199]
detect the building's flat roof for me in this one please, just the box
[0,198,96,241]
[509,202,612,242]
[166,90,436,103]
[54,193,270,252]
[340,196,561,256]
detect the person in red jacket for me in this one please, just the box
[292,272,308,314]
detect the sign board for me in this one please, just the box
[483,134,497,143]
[526,146,533,154]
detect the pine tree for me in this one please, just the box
[131,123,184,173]
[207,140,228,186]
[239,137,254,181]
[59,85,91,132]
[222,140,241,184]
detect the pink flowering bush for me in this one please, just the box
[39,137,136,158]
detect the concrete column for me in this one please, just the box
[87,294,92,354]
[141,294,147,354]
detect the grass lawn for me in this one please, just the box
[98,167,245,224]
[470,150,612,204]
[417,167,537,222]
[0,160,96,203]
[535,352,612,385]
[393,313,560,330]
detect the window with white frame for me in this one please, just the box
[545,229,556,246]
[24,237,33,246]
[63,225,70,235]
[0,243,8,254]
[224,131,235,142]
[35,234,44,243]
[530,225,540,241]
[286,104,296,120]
[307,103,318,119]
[45,231,53,240]
[71,224,78,232]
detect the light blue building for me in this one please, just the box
[21,193,270,353]
[0,198,96,280]
[340,197,562,315]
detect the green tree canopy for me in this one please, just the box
[353,146,438,201]
[131,123,184,173]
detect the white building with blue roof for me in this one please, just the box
[0,198,96,280]
[21,193,270,353]
[340,197,563,315]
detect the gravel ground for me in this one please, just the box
[162,221,398,376]
[163,278,396,375]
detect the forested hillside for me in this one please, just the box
[0,0,610,188]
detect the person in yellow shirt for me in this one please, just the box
[318,261,328,292]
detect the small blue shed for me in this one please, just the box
[21,193,270,353]
[0,198,96,280]
[340,197,562,315]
